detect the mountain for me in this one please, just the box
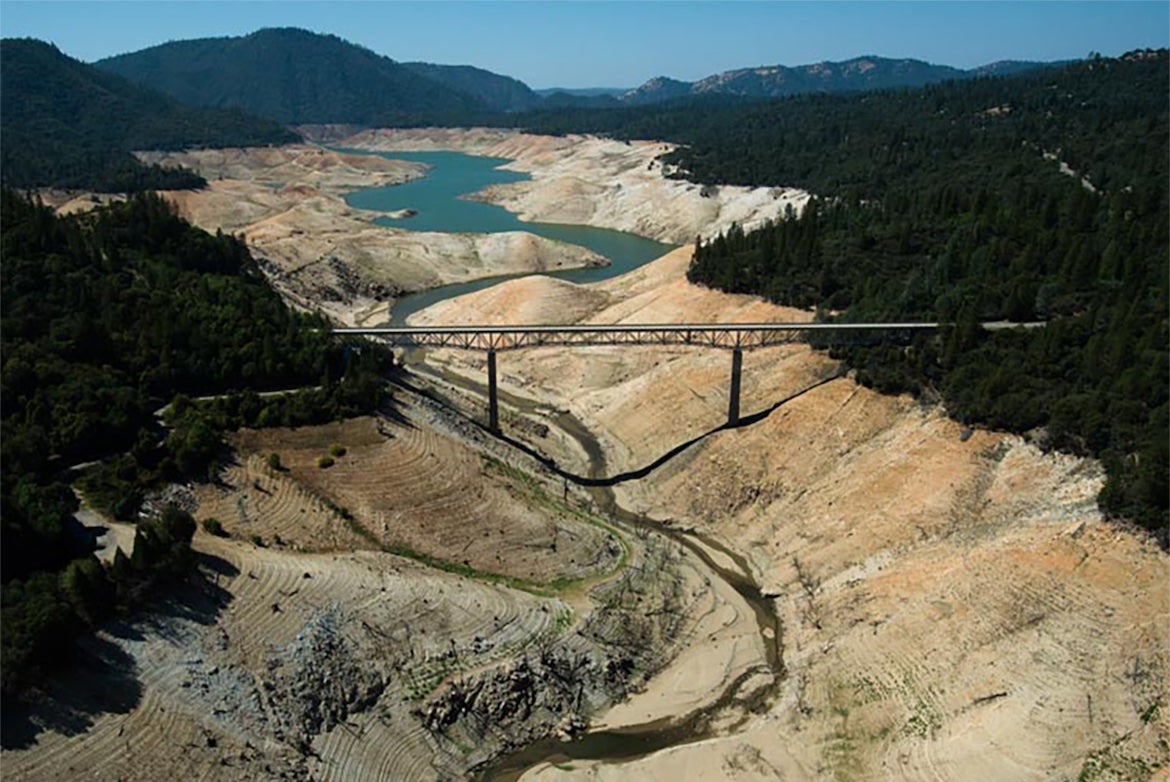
[621,76,693,105]
[0,38,298,191]
[620,55,1064,105]
[402,61,542,112]
[94,28,488,125]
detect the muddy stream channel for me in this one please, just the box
[341,150,785,778]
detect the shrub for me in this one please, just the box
[201,517,227,537]
[266,452,282,471]
[329,443,347,458]
[131,504,197,580]
[317,455,335,469]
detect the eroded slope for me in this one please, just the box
[140,145,607,326]
[335,128,810,245]
[408,242,1169,782]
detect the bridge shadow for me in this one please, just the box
[0,553,237,751]
[398,367,845,488]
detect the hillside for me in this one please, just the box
[402,61,543,112]
[397,244,1169,782]
[0,38,297,191]
[0,191,389,699]
[677,51,1169,538]
[94,28,488,125]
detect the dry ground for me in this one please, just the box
[196,413,620,586]
[408,244,1169,782]
[3,393,766,782]
[141,145,607,326]
[337,127,810,245]
[1,534,569,782]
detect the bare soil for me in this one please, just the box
[141,145,607,327]
[202,414,620,585]
[3,395,748,782]
[406,240,1170,782]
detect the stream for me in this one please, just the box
[339,149,784,778]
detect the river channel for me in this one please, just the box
[341,149,782,779]
[337,149,676,324]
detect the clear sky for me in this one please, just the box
[1,1,1166,89]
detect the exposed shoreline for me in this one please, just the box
[333,127,810,246]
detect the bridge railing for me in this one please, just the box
[332,322,942,352]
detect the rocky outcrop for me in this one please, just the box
[263,606,386,751]
[418,539,700,777]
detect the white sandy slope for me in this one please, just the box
[140,145,607,326]
[336,128,810,245]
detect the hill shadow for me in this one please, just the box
[1,553,237,751]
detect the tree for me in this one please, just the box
[131,504,197,580]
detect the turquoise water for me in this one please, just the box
[336,149,676,324]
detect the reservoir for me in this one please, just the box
[337,150,676,324]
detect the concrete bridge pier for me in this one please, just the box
[487,349,500,432]
[728,347,743,426]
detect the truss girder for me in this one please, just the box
[332,323,939,353]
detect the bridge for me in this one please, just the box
[333,323,942,432]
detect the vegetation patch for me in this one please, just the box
[201,517,228,537]
[677,52,1168,539]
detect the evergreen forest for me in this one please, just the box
[0,38,298,191]
[0,192,391,699]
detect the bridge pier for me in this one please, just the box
[487,349,499,432]
[728,347,742,426]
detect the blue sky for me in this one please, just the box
[1,1,1166,88]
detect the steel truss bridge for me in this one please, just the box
[333,323,942,431]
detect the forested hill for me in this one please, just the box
[0,38,297,191]
[402,61,543,112]
[677,51,1169,539]
[94,28,490,125]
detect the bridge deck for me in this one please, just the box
[332,322,942,352]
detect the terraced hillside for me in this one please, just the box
[2,536,564,781]
[3,389,763,781]
[203,414,621,585]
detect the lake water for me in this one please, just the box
[337,150,676,324]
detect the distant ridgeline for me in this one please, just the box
[667,51,1166,538]
[0,191,391,698]
[92,27,1069,125]
[0,38,298,191]
[94,28,496,127]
